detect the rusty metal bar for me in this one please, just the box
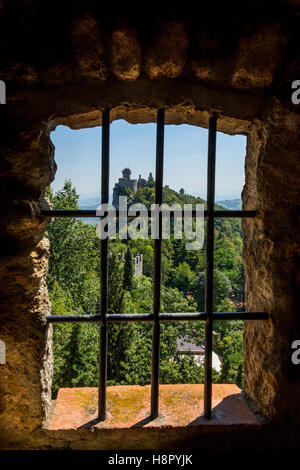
[151,108,165,419]
[213,210,255,218]
[98,108,110,421]
[204,115,217,419]
[41,209,257,218]
[47,311,268,323]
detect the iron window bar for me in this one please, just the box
[151,108,165,418]
[44,109,268,421]
[41,209,257,218]
[98,108,110,421]
[47,312,268,324]
[204,115,216,418]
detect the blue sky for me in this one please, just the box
[50,120,246,201]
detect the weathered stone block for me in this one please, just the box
[144,21,189,79]
[71,12,108,79]
[111,28,141,80]
[232,25,288,90]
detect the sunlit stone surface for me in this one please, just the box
[49,384,259,430]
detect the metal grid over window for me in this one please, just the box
[44,109,268,421]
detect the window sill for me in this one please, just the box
[48,384,260,431]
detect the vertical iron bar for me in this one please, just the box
[204,115,217,419]
[151,108,165,419]
[98,108,110,421]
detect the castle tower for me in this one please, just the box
[122,168,131,180]
[137,174,146,189]
[132,254,143,277]
[113,168,138,208]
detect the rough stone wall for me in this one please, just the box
[0,0,299,448]
[243,101,300,422]
[0,125,55,445]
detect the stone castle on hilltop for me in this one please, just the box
[112,168,150,208]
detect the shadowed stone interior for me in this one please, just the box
[0,0,299,450]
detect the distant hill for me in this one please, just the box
[217,199,242,210]
[79,196,100,209]
[78,192,240,226]
[79,197,100,226]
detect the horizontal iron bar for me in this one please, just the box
[46,311,268,323]
[160,313,206,321]
[47,314,101,323]
[42,210,99,217]
[212,311,269,320]
[46,313,153,323]
[213,210,256,218]
[106,313,154,322]
[41,209,257,218]
[159,312,268,320]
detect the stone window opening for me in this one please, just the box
[1,4,299,450]
[43,109,268,429]
[1,97,298,449]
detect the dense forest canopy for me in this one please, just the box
[45,177,245,396]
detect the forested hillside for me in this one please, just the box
[45,177,245,396]
[217,199,242,210]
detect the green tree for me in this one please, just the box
[192,269,232,311]
[107,251,134,383]
[123,246,133,291]
[147,172,155,188]
[50,282,99,394]
[45,181,100,314]
[46,179,245,392]
[217,330,244,388]
[169,261,195,294]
